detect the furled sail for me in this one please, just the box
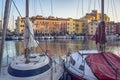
[24,17,38,49]
[95,21,107,44]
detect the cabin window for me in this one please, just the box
[79,64,85,71]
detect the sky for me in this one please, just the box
[1,0,120,24]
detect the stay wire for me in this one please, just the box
[76,0,80,18]
[101,53,120,78]
[11,0,22,18]
[107,0,109,15]
[94,0,96,10]
[38,0,43,15]
[111,0,115,21]
[97,0,100,11]
[82,0,84,16]
[51,0,53,16]
[88,0,91,13]
[113,0,118,22]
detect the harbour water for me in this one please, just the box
[2,39,120,67]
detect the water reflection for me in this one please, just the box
[2,41,17,66]
[2,39,120,66]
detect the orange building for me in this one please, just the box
[18,16,61,35]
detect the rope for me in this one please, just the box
[113,0,118,22]
[50,0,53,16]
[106,0,109,15]
[111,0,115,21]
[11,0,22,18]
[38,0,43,15]
[97,0,100,11]
[81,0,84,16]
[101,53,120,79]
[94,0,96,10]
[33,0,35,15]
[76,0,80,18]
[88,0,91,13]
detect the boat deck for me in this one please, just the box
[0,57,64,80]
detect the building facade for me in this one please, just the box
[17,10,114,36]
[67,18,75,35]
[60,19,67,35]
[80,10,110,23]
[0,20,2,35]
[88,21,99,35]
[74,19,83,35]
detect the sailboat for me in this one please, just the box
[64,0,120,80]
[0,0,64,80]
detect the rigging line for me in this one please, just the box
[111,0,115,21]
[113,0,118,22]
[11,0,22,18]
[1,0,4,20]
[97,0,100,11]
[106,0,109,15]
[50,0,53,16]
[101,53,120,77]
[10,0,15,30]
[94,0,96,10]
[76,0,80,18]
[38,0,43,15]
[33,0,36,15]
[88,0,91,13]
[82,0,84,16]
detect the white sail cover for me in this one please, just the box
[24,18,38,49]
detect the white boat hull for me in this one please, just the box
[65,50,99,80]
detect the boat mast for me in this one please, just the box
[24,0,30,63]
[0,0,11,72]
[101,0,104,22]
[26,0,29,18]
[100,0,105,52]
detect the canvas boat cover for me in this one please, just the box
[86,52,120,80]
[24,18,38,49]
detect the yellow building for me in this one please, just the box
[19,18,25,34]
[0,20,2,35]
[67,18,75,34]
[74,19,82,34]
[81,10,110,23]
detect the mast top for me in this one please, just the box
[26,0,29,17]
[101,0,104,21]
